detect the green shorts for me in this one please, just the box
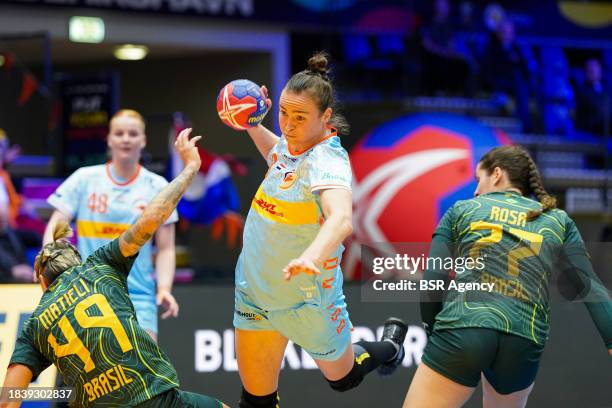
[422,328,545,394]
[137,388,223,408]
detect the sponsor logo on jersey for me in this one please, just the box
[253,196,284,218]
[235,310,262,321]
[101,226,128,236]
[281,153,298,163]
[309,348,337,357]
[251,187,318,224]
[321,172,347,183]
[77,220,131,239]
[279,171,297,190]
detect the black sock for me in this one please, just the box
[353,340,397,374]
[327,341,400,392]
[239,388,279,408]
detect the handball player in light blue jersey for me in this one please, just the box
[233,52,408,408]
[43,109,179,341]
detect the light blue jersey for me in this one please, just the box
[234,131,354,360]
[47,163,178,333]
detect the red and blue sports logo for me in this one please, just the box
[217,79,269,131]
[344,113,509,278]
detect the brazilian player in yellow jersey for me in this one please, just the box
[1,129,228,408]
[404,146,612,408]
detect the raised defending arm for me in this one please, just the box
[118,129,201,258]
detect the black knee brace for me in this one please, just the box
[326,361,365,392]
[238,388,279,408]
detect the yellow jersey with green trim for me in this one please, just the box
[236,132,352,311]
[9,240,179,407]
[432,191,586,345]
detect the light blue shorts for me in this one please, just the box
[233,288,352,361]
[131,294,158,335]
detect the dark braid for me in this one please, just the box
[479,145,557,220]
[524,150,557,219]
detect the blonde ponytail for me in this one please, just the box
[35,221,81,284]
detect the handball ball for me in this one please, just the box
[216,79,269,130]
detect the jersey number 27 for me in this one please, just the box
[469,221,544,277]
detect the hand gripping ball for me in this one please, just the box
[216,79,269,130]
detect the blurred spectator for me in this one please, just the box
[482,19,533,132]
[0,129,36,282]
[421,0,474,95]
[0,178,33,282]
[575,58,612,136]
[0,177,9,229]
[0,130,22,228]
[458,1,477,32]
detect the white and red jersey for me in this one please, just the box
[236,130,353,311]
[48,163,178,298]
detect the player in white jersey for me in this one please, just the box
[233,53,408,408]
[43,109,179,341]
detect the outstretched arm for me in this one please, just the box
[283,188,352,280]
[118,129,201,258]
[0,364,33,408]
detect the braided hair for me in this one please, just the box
[284,51,350,136]
[479,145,557,219]
[34,220,82,285]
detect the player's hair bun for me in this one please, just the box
[307,52,330,81]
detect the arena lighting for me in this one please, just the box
[558,1,612,28]
[113,44,149,60]
[69,16,105,43]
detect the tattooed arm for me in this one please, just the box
[118,128,201,258]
